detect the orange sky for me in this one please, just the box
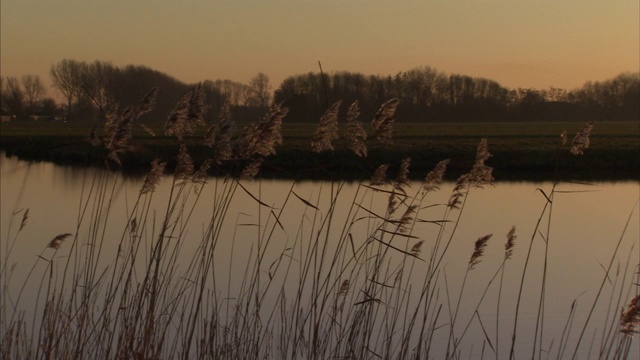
[1,0,638,96]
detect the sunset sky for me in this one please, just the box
[1,0,638,96]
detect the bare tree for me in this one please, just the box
[51,59,119,119]
[228,80,251,106]
[21,74,46,110]
[249,72,272,111]
[1,77,25,116]
[80,60,118,115]
[50,59,83,117]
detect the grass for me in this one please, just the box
[1,119,638,152]
[1,118,639,181]
[1,94,639,359]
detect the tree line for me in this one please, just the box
[1,75,59,120]
[1,60,638,123]
[274,66,639,122]
[1,59,272,123]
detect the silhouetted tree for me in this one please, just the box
[21,74,46,112]
[1,77,25,118]
[50,59,84,118]
[249,72,272,111]
[80,60,118,116]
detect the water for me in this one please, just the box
[1,153,638,359]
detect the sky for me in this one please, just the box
[1,0,638,97]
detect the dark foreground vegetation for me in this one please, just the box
[1,87,639,359]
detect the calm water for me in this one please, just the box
[1,153,638,358]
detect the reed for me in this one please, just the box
[311,100,341,153]
[1,91,638,360]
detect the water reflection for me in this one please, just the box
[1,153,638,358]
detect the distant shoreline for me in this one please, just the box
[1,125,638,182]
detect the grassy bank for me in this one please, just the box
[1,120,639,181]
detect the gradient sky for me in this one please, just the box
[1,0,638,96]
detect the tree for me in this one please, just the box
[1,77,25,118]
[249,72,272,111]
[51,59,122,120]
[21,74,46,111]
[40,98,60,117]
[50,59,83,118]
[80,60,118,115]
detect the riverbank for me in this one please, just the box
[1,121,638,181]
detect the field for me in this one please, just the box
[1,119,639,181]
[2,120,638,148]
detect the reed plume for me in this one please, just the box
[394,268,404,283]
[192,158,212,182]
[411,240,424,256]
[138,87,158,116]
[190,159,213,194]
[505,226,517,260]
[241,157,264,179]
[165,92,189,138]
[398,204,418,233]
[388,195,399,215]
[394,157,411,191]
[620,294,640,337]
[468,234,492,270]
[130,217,138,235]
[338,280,350,296]
[345,101,367,157]
[103,108,134,165]
[102,87,158,164]
[140,158,166,195]
[164,84,206,140]
[448,173,471,209]
[570,122,594,155]
[469,138,493,187]
[205,103,235,163]
[19,208,29,232]
[186,83,206,124]
[370,164,390,186]
[234,104,288,177]
[311,100,341,153]
[175,144,195,181]
[371,98,400,147]
[238,103,288,159]
[234,124,255,159]
[387,158,411,215]
[423,159,449,193]
[447,138,492,208]
[47,233,72,250]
